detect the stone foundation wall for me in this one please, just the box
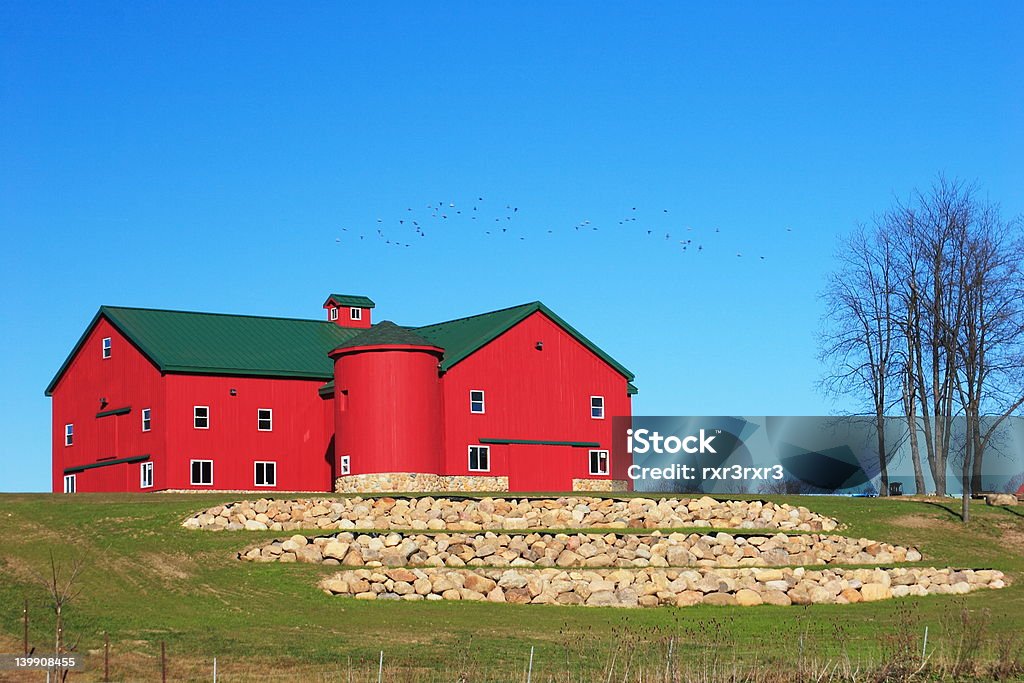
[572,479,630,492]
[334,473,509,494]
[239,530,921,568]
[319,566,1007,607]
[183,495,840,532]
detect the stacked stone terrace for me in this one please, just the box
[182,495,840,532]
[182,495,1008,607]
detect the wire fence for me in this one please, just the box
[5,607,1023,683]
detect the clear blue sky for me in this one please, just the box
[1,3,1021,492]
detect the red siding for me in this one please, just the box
[164,374,332,491]
[439,311,632,491]
[324,304,372,329]
[50,318,165,493]
[333,346,444,476]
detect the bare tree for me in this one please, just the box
[32,551,86,682]
[820,223,899,495]
[822,175,1024,517]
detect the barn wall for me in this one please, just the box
[50,318,165,493]
[439,311,632,491]
[164,374,332,491]
[333,347,443,476]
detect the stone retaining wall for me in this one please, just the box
[571,479,630,492]
[318,565,1006,607]
[183,496,840,532]
[240,530,920,568]
[334,473,509,494]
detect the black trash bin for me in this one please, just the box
[888,482,904,496]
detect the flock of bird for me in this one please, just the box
[334,197,793,260]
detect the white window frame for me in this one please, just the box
[141,408,152,432]
[257,408,273,432]
[468,445,490,472]
[589,449,609,476]
[190,459,213,486]
[590,396,605,420]
[63,474,76,493]
[140,461,154,488]
[329,307,339,321]
[469,389,486,414]
[102,337,112,359]
[340,455,351,476]
[193,406,209,429]
[254,461,277,487]
[64,423,74,446]
[350,307,362,320]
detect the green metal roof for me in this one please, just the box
[64,454,150,474]
[95,406,131,418]
[324,294,376,308]
[414,301,634,379]
[45,306,362,395]
[47,301,635,395]
[479,438,602,448]
[332,321,439,352]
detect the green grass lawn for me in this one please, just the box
[1,492,1022,681]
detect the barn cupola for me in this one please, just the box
[323,293,374,329]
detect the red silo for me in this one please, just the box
[329,321,444,477]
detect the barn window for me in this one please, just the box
[140,461,154,488]
[468,445,490,472]
[102,337,112,359]
[257,408,273,431]
[255,461,276,487]
[340,455,351,475]
[329,307,339,321]
[63,474,76,493]
[350,307,362,321]
[64,423,74,446]
[193,406,209,429]
[469,390,485,414]
[190,460,213,485]
[589,450,609,475]
[141,408,152,432]
[590,396,605,419]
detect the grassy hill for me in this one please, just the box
[0,492,1022,682]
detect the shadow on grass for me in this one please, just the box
[921,500,965,522]
[997,505,1024,519]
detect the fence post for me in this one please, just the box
[161,641,167,683]
[377,650,383,683]
[23,599,28,656]
[213,656,217,683]
[104,631,109,682]
[922,626,929,661]
[527,645,534,683]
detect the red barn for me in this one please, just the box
[46,295,636,494]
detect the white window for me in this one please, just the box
[193,406,209,429]
[141,408,151,432]
[591,396,605,419]
[468,445,490,472]
[255,461,276,487]
[257,408,273,431]
[102,337,112,359]
[329,307,339,321]
[64,423,74,446]
[350,307,362,320]
[589,450,609,476]
[340,455,351,476]
[63,474,76,493]
[469,390,485,414]
[190,459,213,485]
[140,461,154,488]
